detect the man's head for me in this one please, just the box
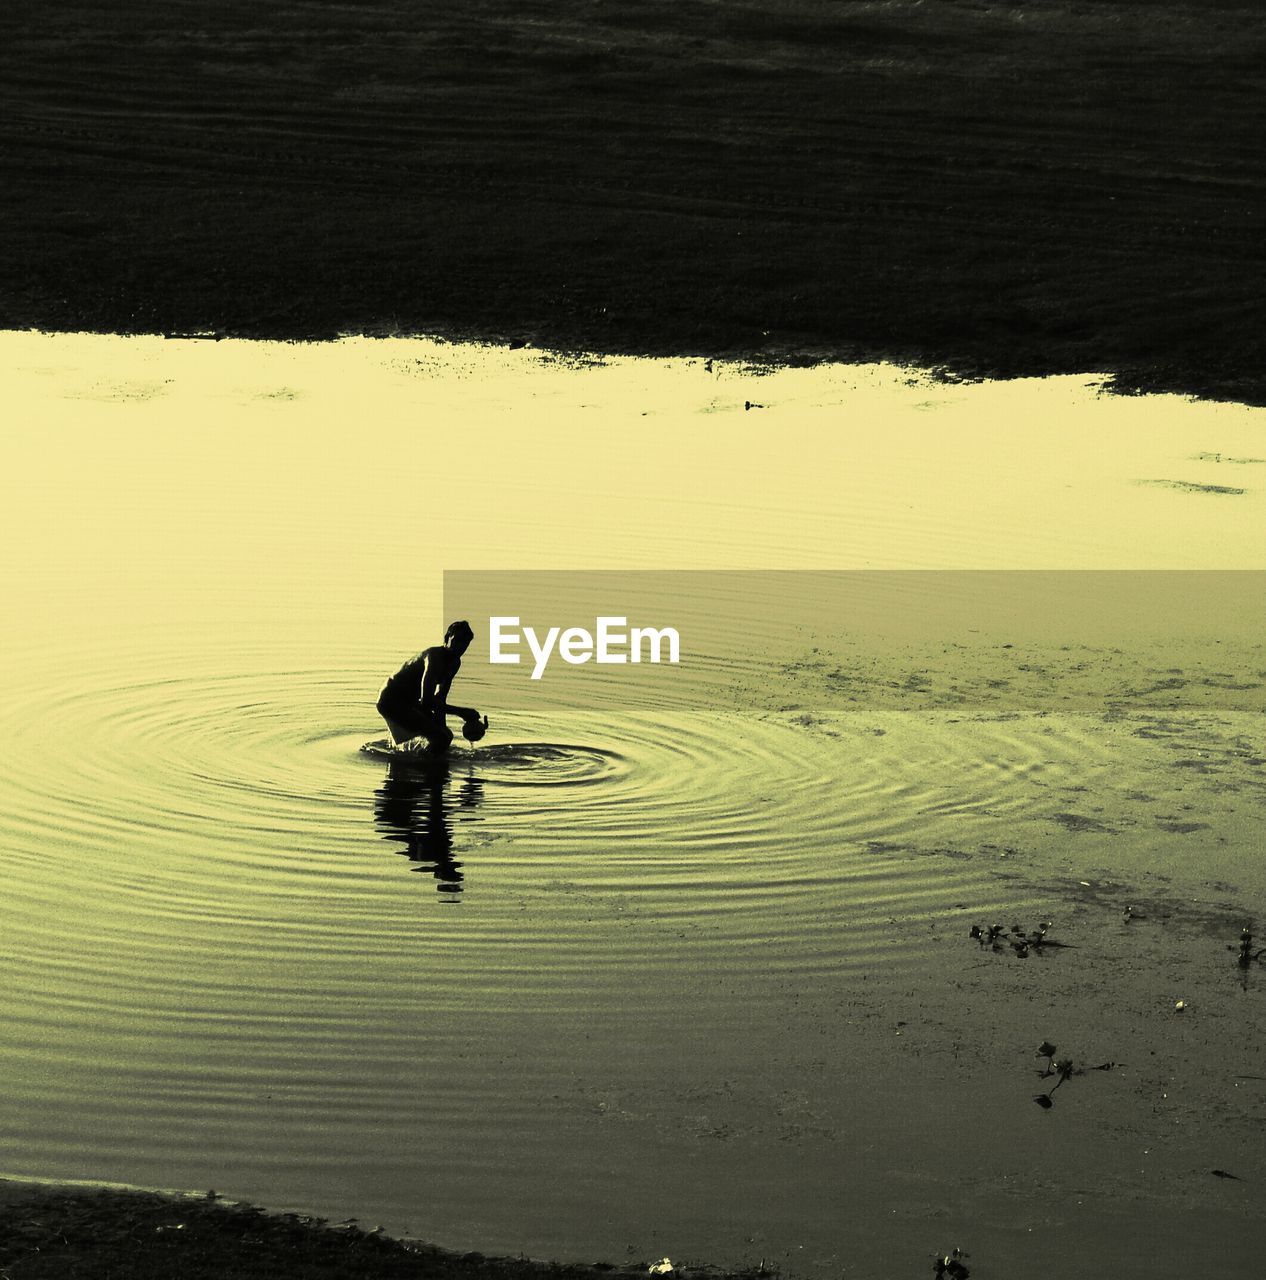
[444,619,474,655]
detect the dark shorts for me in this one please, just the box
[377,682,445,745]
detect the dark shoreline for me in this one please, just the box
[0,1183,760,1280]
[3,1,1265,404]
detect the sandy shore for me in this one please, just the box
[0,1181,763,1280]
[2,1,1264,403]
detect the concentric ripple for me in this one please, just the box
[0,638,1128,1012]
[362,738,629,787]
[0,637,1150,1250]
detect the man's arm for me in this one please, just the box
[418,648,451,711]
[420,650,478,723]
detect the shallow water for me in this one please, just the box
[2,334,1264,1274]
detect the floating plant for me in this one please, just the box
[1032,1042,1117,1108]
[969,921,1070,957]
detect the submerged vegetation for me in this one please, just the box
[931,1248,970,1279]
[1233,926,1264,969]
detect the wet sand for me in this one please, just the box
[2,1,1265,403]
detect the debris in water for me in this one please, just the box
[932,1246,970,1277]
[649,1260,674,1275]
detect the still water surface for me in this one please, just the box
[1,335,1264,1273]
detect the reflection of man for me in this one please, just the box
[374,760,484,895]
[376,620,488,751]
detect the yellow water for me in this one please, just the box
[1,334,1264,1274]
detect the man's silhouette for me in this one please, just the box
[376,620,488,752]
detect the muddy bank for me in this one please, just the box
[2,0,1264,403]
[0,1184,756,1280]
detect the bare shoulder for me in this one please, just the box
[421,645,457,672]
[394,646,443,678]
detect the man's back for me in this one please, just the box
[388,646,458,705]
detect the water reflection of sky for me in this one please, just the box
[3,334,1263,644]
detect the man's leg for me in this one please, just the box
[380,710,420,745]
[380,701,449,750]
